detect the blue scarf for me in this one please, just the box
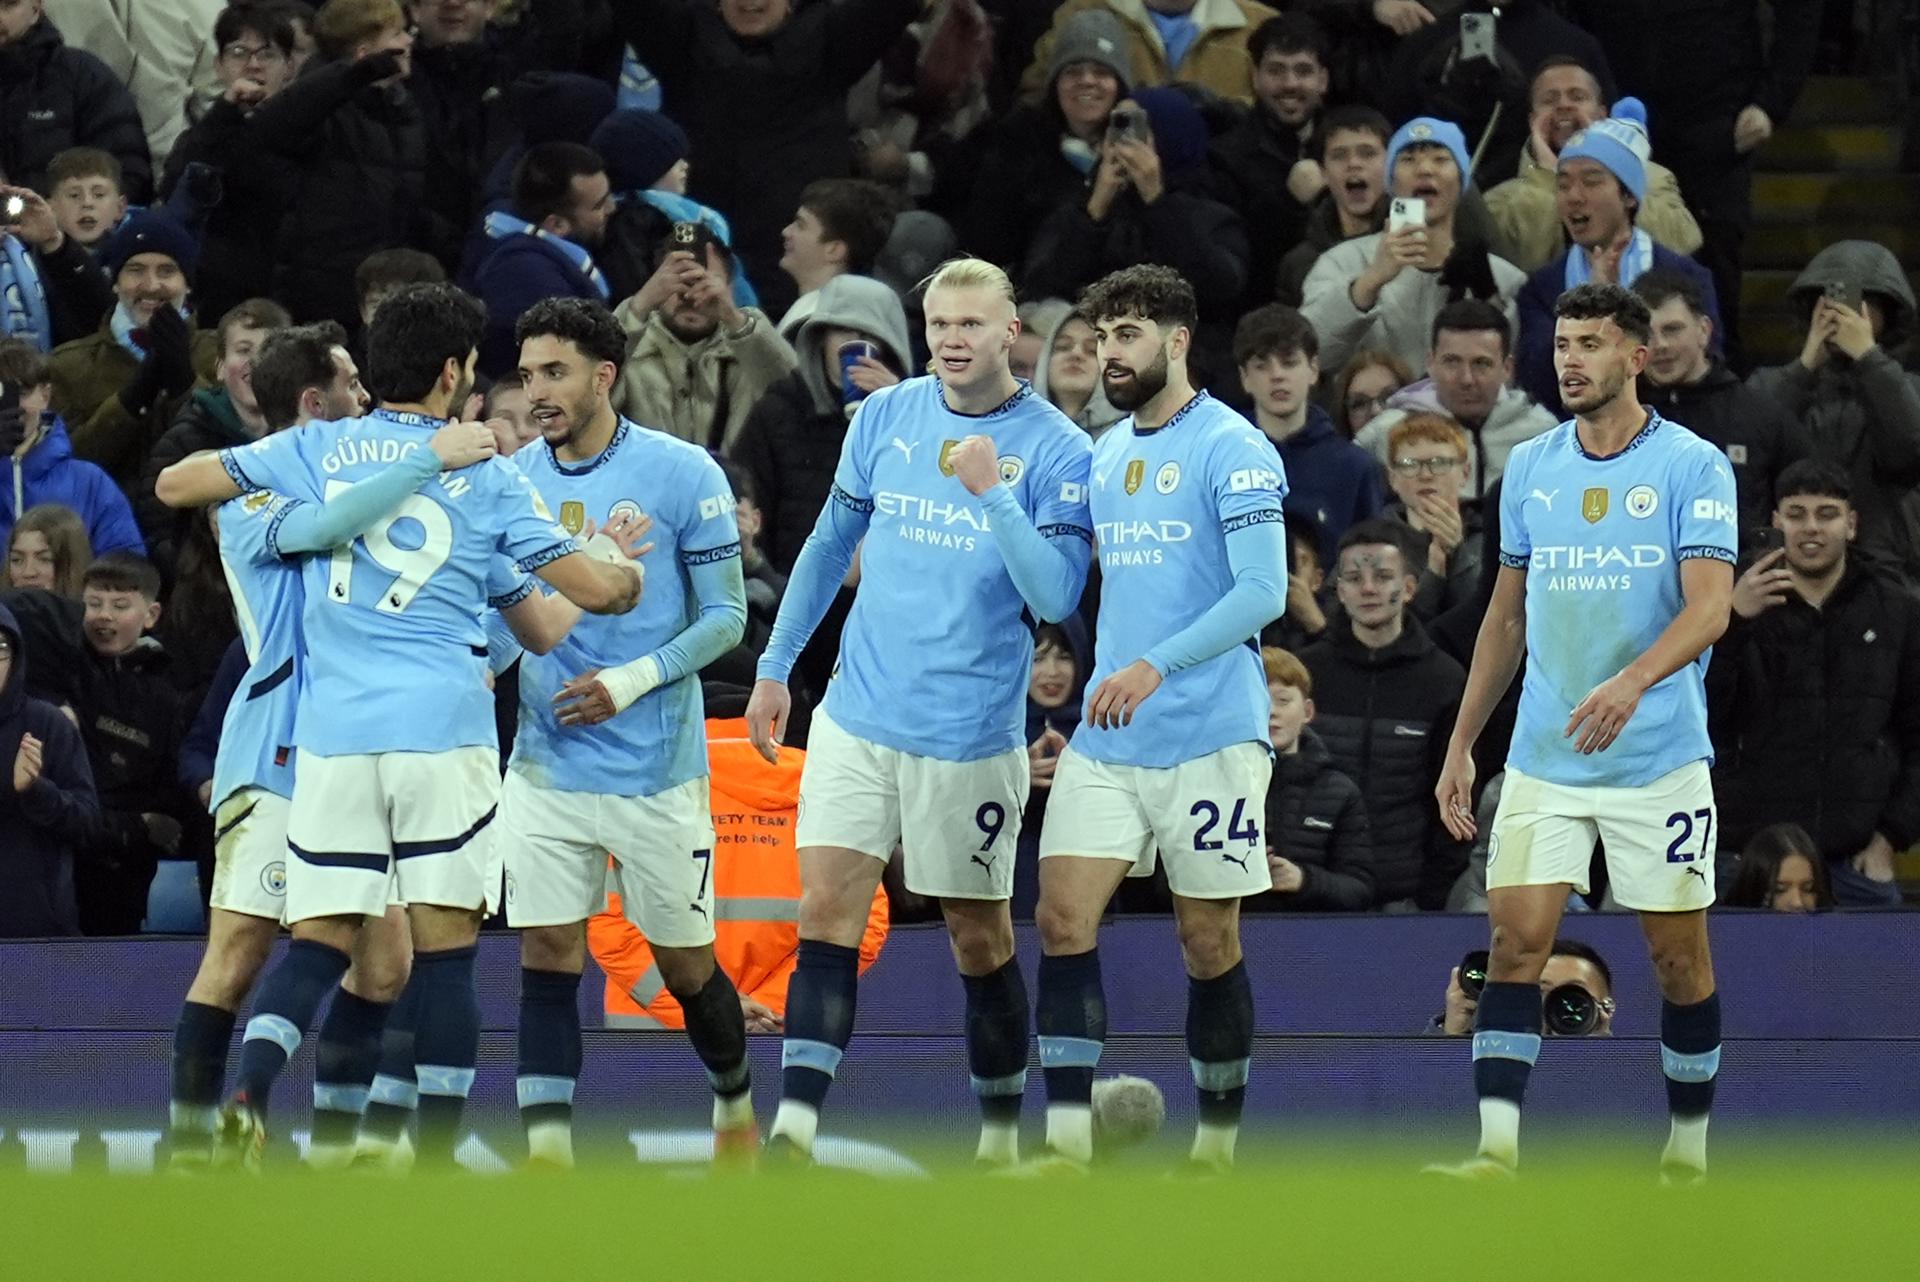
[1564,227,1656,291]
[633,190,759,308]
[482,211,610,300]
[0,235,51,351]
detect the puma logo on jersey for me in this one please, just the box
[1220,851,1251,871]
[1528,488,1559,511]
[971,854,997,876]
[891,437,918,464]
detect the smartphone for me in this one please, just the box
[1460,12,1497,64]
[1107,104,1151,146]
[0,192,24,226]
[1824,280,1862,311]
[1743,526,1786,567]
[1387,197,1427,233]
[667,219,718,264]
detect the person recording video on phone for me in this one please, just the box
[1707,459,1920,909]
[612,222,795,453]
[1747,240,1920,588]
[1301,116,1526,383]
[1022,88,1249,393]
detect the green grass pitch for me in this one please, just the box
[13,1138,1917,1281]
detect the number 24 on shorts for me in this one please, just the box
[1191,799,1258,851]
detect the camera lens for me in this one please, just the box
[1458,949,1489,998]
[1543,983,1600,1036]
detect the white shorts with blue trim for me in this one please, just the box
[208,787,291,922]
[284,747,500,922]
[1486,761,1717,913]
[793,707,1029,901]
[498,768,717,947]
[1039,741,1273,900]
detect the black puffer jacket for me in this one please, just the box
[69,640,187,936]
[0,17,152,201]
[960,105,1106,273]
[1248,727,1375,912]
[731,372,849,577]
[136,388,257,575]
[1643,362,1808,535]
[159,96,300,325]
[1707,561,1920,864]
[1302,616,1466,907]
[249,59,448,328]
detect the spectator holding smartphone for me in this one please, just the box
[1746,241,1920,585]
[1708,461,1920,907]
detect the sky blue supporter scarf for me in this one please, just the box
[482,210,611,300]
[1564,227,1655,291]
[0,236,51,351]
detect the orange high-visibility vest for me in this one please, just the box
[589,718,889,1027]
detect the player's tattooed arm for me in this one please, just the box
[1437,566,1528,840]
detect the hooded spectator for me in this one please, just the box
[0,339,143,560]
[46,210,218,488]
[1032,303,1122,435]
[1747,240,1920,584]
[0,599,98,937]
[0,0,153,201]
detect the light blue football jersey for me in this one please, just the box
[1499,409,1738,787]
[508,419,740,798]
[819,377,1092,762]
[221,408,577,757]
[210,489,305,807]
[1074,393,1288,768]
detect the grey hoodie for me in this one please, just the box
[793,275,915,419]
[1747,240,1920,582]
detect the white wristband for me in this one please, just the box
[597,654,663,715]
[583,532,628,565]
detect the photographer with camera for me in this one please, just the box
[1706,460,1920,908]
[1434,938,1615,1037]
[613,223,795,453]
[1022,88,1249,392]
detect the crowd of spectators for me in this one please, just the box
[0,0,1913,938]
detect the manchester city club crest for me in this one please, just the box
[1124,459,1146,494]
[559,500,586,535]
[1626,485,1659,519]
[998,456,1024,485]
[607,499,644,525]
[1155,462,1180,494]
[1582,487,1609,524]
[260,863,287,896]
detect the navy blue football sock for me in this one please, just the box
[169,1001,235,1137]
[411,944,479,1165]
[1661,992,1721,1118]
[778,939,859,1113]
[517,967,583,1152]
[680,966,750,1101]
[233,939,352,1115]
[310,988,391,1152]
[361,974,420,1146]
[1186,961,1253,1129]
[1037,948,1106,1108]
[964,958,1030,1127]
[1472,980,1544,1107]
